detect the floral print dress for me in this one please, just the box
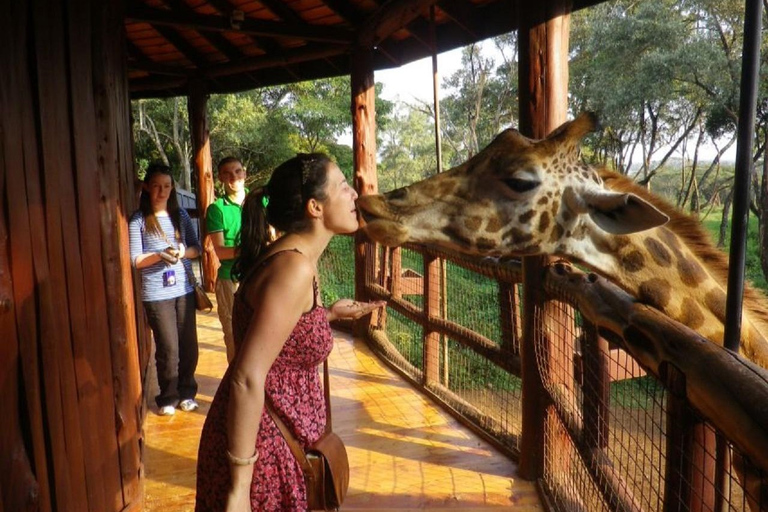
[196,251,333,511]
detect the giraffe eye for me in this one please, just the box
[503,177,540,194]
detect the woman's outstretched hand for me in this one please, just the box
[327,299,387,321]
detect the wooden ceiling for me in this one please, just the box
[126,0,604,98]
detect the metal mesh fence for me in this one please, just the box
[317,240,768,512]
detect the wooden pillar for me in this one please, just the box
[89,0,144,508]
[517,0,572,481]
[351,47,378,335]
[663,363,717,512]
[423,252,441,386]
[1,0,143,510]
[581,325,610,449]
[188,80,217,292]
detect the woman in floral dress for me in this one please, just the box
[195,154,385,512]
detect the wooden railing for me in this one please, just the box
[354,242,768,512]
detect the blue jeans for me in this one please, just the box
[143,292,199,407]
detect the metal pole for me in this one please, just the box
[430,5,443,174]
[723,0,763,351]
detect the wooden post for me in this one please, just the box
[499,283,520,356]
[351,47,378,336]
[581,325,609,449]
[663,363,718,512]
[423,252,441,386]
[187,80,217,292]
[88,0,144,507]
[517,0,572,481]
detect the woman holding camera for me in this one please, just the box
[129,163,202,416]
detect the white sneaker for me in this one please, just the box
[158,405,176,416]
[178,399,199,412]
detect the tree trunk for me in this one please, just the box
[718,188,734,248]
[760,130,768,281]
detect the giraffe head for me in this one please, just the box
[358,113,670,257]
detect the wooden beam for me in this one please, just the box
[126,3,354,44]
[258,0,304,24]
[358,0,440,47]
[164,0,243,61]
[129,59,196,77]
[204,0,283,54]
[204,43,347,78]
[154,25,210,68]
[321,0,366,24]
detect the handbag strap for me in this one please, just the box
[182,261,197,287]
[159,229,197,287]
[265,359,333,469]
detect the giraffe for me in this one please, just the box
[357,112,768,370]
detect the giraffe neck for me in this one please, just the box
[559,225,768,369]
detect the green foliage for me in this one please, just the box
[317,235,355,305]
[610,377,662,409]
[132,76,376,193]
[378,106,438,192]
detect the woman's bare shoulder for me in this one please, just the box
[241,250,315,306]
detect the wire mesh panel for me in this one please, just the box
[443,260,502,343]
[317,234,355,305]
[543,407,613,512]
[384,307,424,375]
[396,246,425,308]
[441,335,522,451]
[534,298,669,512]
[605,376,666,512]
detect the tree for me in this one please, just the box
[133,97,193,189]
[438,38,519,165]
[378,105,438,192]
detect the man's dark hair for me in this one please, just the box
[217,156,242,172]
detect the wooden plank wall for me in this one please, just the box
[0,1,143,511]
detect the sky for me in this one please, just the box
[375,47,465,105]
[363,44,738,163]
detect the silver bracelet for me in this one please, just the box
[226,449,259,466]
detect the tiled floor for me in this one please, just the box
[142,304,541,511]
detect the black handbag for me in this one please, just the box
[267,360,350,510]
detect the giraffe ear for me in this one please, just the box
[565,187,670,234]
[581,189,670,234]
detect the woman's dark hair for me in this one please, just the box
[139,163,182,240]
[232,153,332,281]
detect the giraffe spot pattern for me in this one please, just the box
[704,288,727,322]
[620,250,645,272]
[658,228,683,258]
[550,201,559,219]
[549,224,564,244]
[464,216,482,231]
[485,216,503,233]
[638,278,672,309]
[679,297,705,329]
[593,234,630,255]
[502,227,534,245]
[477,238,497,251]
[538,212,550,231]
[677,258,707,287]
[436,180,457,198]
[643,237,672,267]
[441,226,472,248]
[537,196,549,206]
[519,210,535,224]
